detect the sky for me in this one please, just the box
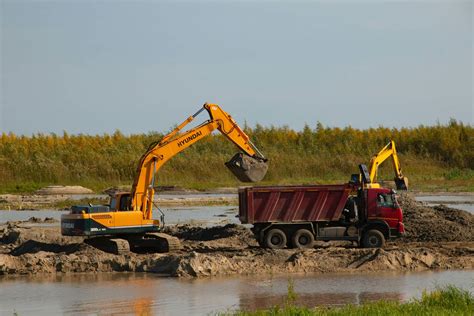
[0,0,472,135]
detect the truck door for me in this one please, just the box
[372,191,400,229]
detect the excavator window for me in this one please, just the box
[119,194,131,211]
[109,197,117,210]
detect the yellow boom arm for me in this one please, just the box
[367,140,408,190]
[130,103,266,219]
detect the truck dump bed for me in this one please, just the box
[239,184,352,224]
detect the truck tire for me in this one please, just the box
[292,229,314,249]
[362,229,385,248]
[264,228,287,249]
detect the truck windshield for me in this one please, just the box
[377,193,395,208]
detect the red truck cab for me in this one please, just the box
[366,187,405,236]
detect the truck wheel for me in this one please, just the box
[362,229,385,248]
[264,229,287,249]
[292,229,314,249]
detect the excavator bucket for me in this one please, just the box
[394,177,409,190]
[225,153,268,182]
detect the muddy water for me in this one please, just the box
[0,206,239,226]
[0,270,473,315]
[414,195,474,214]
[415,195,474,203]
[69,193,236,200]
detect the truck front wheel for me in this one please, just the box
[362,229,385,248]
[264,228,287,249]
[292,229,314,249]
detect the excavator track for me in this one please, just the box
[143,233,182,252]
[126,233,182,253]
[84,237,130,255]
[150,233,182,252]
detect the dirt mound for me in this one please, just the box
[398,193,474,242]
[11,240,83,256]
[165,224,251,241]
[164,224,257,251]
[25,217,57,223]
[35,185,93,195]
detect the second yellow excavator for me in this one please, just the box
[61,103,268,253]
[358,140,408,190]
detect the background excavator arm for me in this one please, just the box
[130,103,268,219]
[368,140,408,190]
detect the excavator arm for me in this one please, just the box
[367,140,408,190]
[130,103,268,219]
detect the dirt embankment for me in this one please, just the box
[398,193,474,243]
[0,194,473,277]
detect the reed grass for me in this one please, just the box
[1,120,472,193]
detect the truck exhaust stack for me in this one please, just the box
[225,153,268,182]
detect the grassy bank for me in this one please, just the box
[1,120,472,193]
[225,285,474,316]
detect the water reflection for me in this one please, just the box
[0,271,473,315]
[239,292,404,310]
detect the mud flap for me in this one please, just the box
[225,153,268,182]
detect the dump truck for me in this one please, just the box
[239,171,404,249]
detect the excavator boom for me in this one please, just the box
[131,103,268,219]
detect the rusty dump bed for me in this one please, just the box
[238,184,352,224]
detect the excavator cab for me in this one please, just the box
[225,153,268,182]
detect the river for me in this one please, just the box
[1,270,473,315]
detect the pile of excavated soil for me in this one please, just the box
[35,185,93,195]
[398,193,474,242]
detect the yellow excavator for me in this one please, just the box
[61,103,268,254]
[355,140,408,190]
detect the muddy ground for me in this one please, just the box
[0,193,473,277]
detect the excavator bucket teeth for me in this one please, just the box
[395,177,409,190]
[225,153,268,182]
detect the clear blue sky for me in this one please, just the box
[1,0,472,135]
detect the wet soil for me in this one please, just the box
[0,194,472,277]
[398,192,474,243]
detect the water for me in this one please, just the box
[0,206,239,226]
[414,194,474,214]
[69,193,236,200]
[441,203,474,213]
[415,195,474,203]
[0,270,472,315]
